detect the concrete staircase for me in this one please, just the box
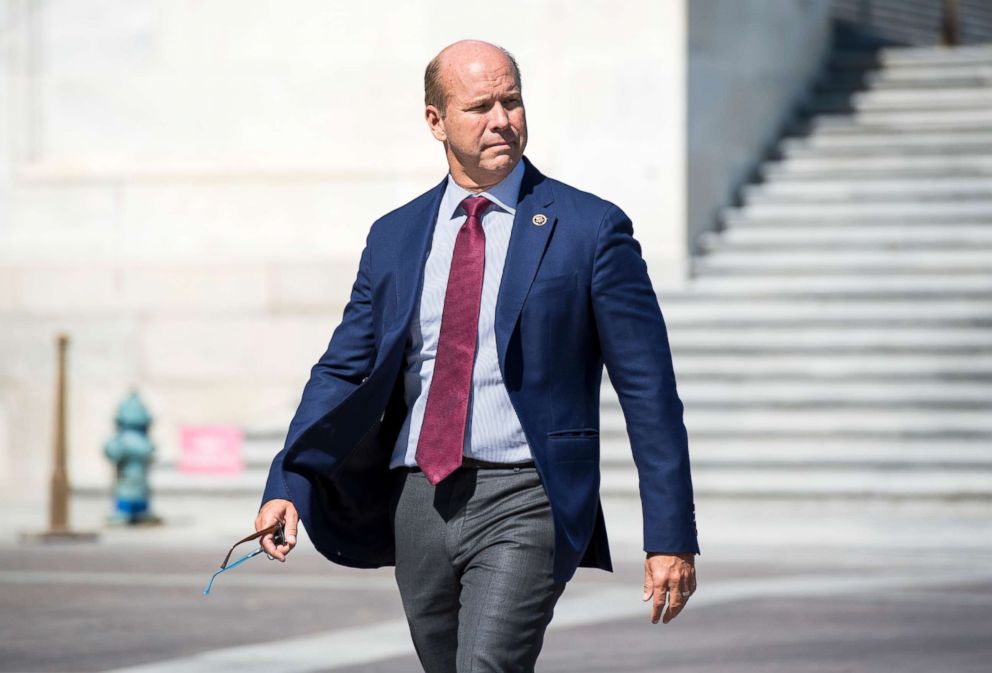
[598,43,992,501]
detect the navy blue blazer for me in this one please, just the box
[261,155,699,583]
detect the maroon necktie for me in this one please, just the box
[416,195,492,485]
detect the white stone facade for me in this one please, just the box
[0,0,831,498]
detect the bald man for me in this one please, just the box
[257,40,700,673]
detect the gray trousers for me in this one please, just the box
[389,464,567,673]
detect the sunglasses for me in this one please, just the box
[203,521,286,596]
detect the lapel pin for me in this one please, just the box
[532,213,548,226]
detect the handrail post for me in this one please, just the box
[941,0,960,46]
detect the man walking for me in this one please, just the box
[257,39,699,672]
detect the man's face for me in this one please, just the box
[427,53,527,187]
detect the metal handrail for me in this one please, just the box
[941,0,960,45]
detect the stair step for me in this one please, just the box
[698,249,992,266]
[727,200,992,222]
[763,155,992,179]
[794,109,992,133]
[614,469,992,500]
[830,46,992,69]
[658,353,992,380]
[817,69,992,91]
[685,274,992,298]
[680,408,992,436]
[780,131,992,157]
[695,249,992,274]
[602,437,992,467]
[607,382,992,410]
[665,326,992,352]
[660,299,992,326]
[706,223,992,249]
[745,177,992,203]
[798,123,992,138]
[807,88,992,114]
[722,214,992,228]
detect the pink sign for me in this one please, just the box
[180,426,245,474]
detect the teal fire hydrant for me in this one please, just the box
[104,391,160,525]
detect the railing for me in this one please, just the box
[941,0,959,45]
[832,0,992,46]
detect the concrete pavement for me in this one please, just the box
[4,491,992,672]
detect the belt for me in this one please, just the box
[401,457,536,472]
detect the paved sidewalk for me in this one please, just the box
[4,492,992,673]
[2,543,990,673]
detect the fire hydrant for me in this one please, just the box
[104,391,160,525]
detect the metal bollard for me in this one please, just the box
[21,334,98,543]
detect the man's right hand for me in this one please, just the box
[255,498,299,562]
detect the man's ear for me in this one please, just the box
[425,105,447,142]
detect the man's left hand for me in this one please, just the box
[642,552,696,624]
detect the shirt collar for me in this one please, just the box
[441,158,526,221]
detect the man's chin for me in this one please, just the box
[480,151,520,174]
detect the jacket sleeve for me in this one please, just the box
[260,234,378,507]
[590,204,699,554]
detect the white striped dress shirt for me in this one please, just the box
[389,159,533,469]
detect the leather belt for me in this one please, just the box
[401,457,536,472]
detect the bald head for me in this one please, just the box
[423,39,527,191]
[425,40,522,117]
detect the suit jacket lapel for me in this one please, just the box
[495,156,558,373]
[384,174,447,347]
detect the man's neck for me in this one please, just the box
[447,160,521,193]
[444,158,525,215]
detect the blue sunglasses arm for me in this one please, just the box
[203,547,266,596]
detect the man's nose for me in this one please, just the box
[488,102,510,130]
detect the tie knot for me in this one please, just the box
[461,195,492,221]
